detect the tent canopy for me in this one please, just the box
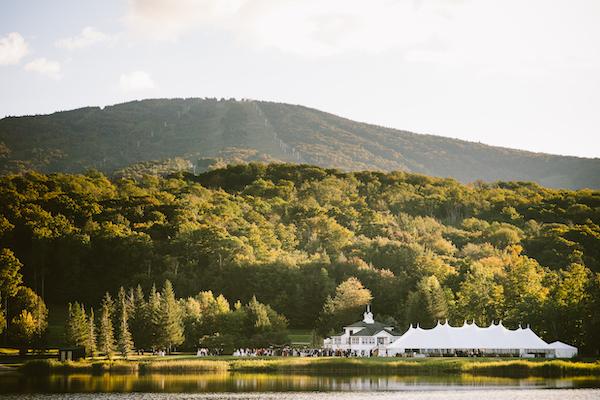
[386,321,549,351]
[548,341,577,350]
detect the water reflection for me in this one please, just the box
[1,372,600,393]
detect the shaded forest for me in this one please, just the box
[1,163,599,353]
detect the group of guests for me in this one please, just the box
[196,348,224,356]
[219,347,365,357]
[232,348,278,357]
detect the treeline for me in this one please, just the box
[0,249,48,353]
[0,163,599,354]
[66,280,288,356]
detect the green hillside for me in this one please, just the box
[1,164,599,353]
[0,98,598,189]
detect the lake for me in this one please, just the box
[1,372,600,399]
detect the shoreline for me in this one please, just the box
[16,357,600,378]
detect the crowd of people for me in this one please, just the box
[195,348,224,356]
[192,347,376,357]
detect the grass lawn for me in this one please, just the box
[287,329,313,345]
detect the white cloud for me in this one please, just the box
[24,58,62,79]
[119,70,156,91]
[125,0,600,77]
[127,0,243,41]
[55,26,113,49]
[0,32,29,65]
[126,0,456,55]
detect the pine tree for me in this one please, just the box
[130,284,148,350]
[66,302,88,347]
[159,280,184,353]
[65,302,76,344]
[117,298,134,358]
[247,295,271,331]
[115,286,133,334]
[98,292,115,358]
[86,307,97,357]
[147,284,162,350]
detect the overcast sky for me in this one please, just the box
[1,0,599,158]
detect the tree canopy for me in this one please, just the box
[0,163,599,353]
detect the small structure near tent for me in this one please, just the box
[59,347,86,361]
[548,341,578,358]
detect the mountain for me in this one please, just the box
[0,98,598,189]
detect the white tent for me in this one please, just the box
[548,341,578,358]
[384,320,553,357]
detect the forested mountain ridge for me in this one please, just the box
[1,163,599,353]
[0,98,598,189]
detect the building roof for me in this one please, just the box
[387,321,552,350]
[330,305,398,338]
[345,319,395,329]
[351,326,402,337]
[346,320,376,328]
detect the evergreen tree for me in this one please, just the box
[117,298,134,357]
[159,280,184,352]
[115,286,133,334]
[246,295,271,331]
[32,293,47,343]
[130,284,148,350]
[66,302,88,347]
[86,308,97,357]
[147,284,161,350]
[98,292,115,358]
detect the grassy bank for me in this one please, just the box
[20,358,229,375]
[461,359,600,378]
[230,357,460,373]
[229,357,600,377]
[20,360,138,375]
[18,357,600,378]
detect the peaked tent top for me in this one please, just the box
[548,341,577,350]
[387,321,549,350]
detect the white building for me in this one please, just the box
[323,306,401,356]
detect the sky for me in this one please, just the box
[1,0,599,158]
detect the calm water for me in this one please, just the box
[0,393,599,400]
[1,373,600,398]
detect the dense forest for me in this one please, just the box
[64,281,289,357]
[0,163,599,354]
[1,98,599,189]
